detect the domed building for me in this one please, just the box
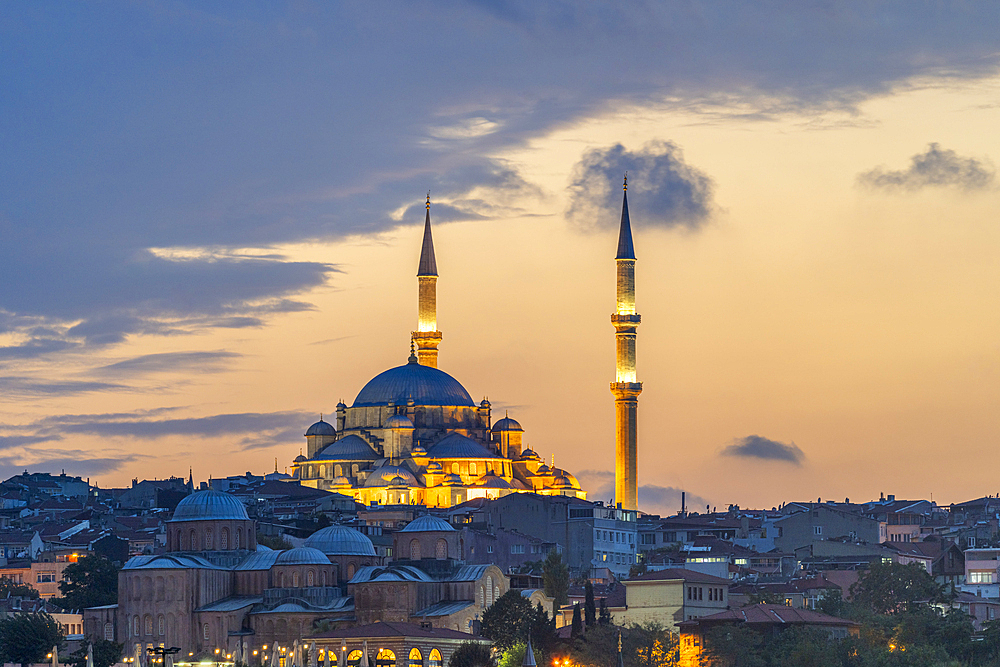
[294,200,584,507]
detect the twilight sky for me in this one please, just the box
[3,1,1000,513]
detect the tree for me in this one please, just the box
[584,581,596,628]
[542,550,569,607]
[570,603,583,638]
[0,577,39,599]
[56,555,119,609]
[746,588,785,605]
[257,533,293,550]
[598,597,611,626]
[448,642,495,667]
[849,561,943,615]
[68,640,123,667]
[0,612,64,667]
[497,642,525,667]
[481,590,534,652]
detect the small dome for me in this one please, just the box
[315,435,379,461]
[389,475,408,486]
[425,462,442,472]
[294,454,307,463]
[520,449,540,461]
[331,476,352,486]
[256,544,273,552]
[553,475,573,489]
[442,473,462,485]
[306,419,336,437]
[304,525,376,556]
[171,490,248,522]
[363,465,419,488]
[385,414,415,429]
[491,417,523,432]
[336,401,347,409]
[411,445,428,456]
[536,463,551,475]
[427,432,499,459]
[400,515,455,533]
[275,547,331,566]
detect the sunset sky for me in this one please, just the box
[3,2,1000,514]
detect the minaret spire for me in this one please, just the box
[412,193,443,368]
[611,173,642,511]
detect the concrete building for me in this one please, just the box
[773,504,880,553]
[619,568,730,627]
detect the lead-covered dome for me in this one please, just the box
[275,546,331,565]
[363,465,420,488]
[306,419,336,436]
[304,525,377,556]
[171,490,249,522]
[400,515,455,533]
[315,434,379,461]
[491,417,523,432]
[353,362,474,408]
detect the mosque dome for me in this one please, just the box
[331,476,352,486]
[400,515,455,533]
[294,453,307,463]
[353,362,475,408]
[306,419,336,437]
[315,435,379,461]
[411,445,428,456]
[553,475,573,489]
[491,417,523,432]
[425,461,442,472]
[364,465,420,488]
[275,547,331,566]
[442,473,462,485]
[520,449,540,461]
[428,432,500,459]
[170,490,248,522]
[304,525,376,556]
[385,414,415,429]
[256,544,273,552]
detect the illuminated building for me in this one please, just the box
[612,175,641,511]
[293,197,585,507]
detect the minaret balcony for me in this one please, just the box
[610,382,643,399]
[612,314,641,324]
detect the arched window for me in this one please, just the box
[144,615,152,636]
[470,462,477,475]
[352,464,359,476]
[347,563,356,579]
[409,539,421,560]
[205,528,213,550]
[451,463,459,474]
[319,465,326,479]
[307,570,315,587]
[220,528,229,550]
[486,576,494,606]
[347,650,363,667]
[203,623,209,641]
[158,615,164,636]
[132,616,139,637]
[375,649,395,667]
[293,571,300,587]
[335,465,343,477]
[277,572,284,587]
[408,649,422,667]
[189,529,196,550]
[321,570,327,587]
[235,529,241,550]
[104,622,113,641]
[495,585,500,601]
[478,587,484,606]
[435,538,448,559]
[429,649,442,667]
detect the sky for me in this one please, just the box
[2,1,1000,514]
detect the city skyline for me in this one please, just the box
[3,3,1000,513]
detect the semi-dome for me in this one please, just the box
[275,546,331,565]
[553,475,573,489]
[425,461,442,472]
[491,417,523,432]
[411,445,428,456]
[442,473,462,485]
[170,490,249,522]
[399,514,455,533]
[353,361,475,408]
[428,432,499,459]
[364,465,420,488]
[331,476,352,486]
[520,448,540,461]
[315,434,379,461]
[384,414,415,429]
[304,525,377,556]
[306,419,336,436]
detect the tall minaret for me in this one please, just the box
[611,175,642,511]
[412,194,443,368]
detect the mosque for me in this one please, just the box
[291,196,586,507]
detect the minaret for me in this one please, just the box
[412,194,443,368]
[611,174,642,511]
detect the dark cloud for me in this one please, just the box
[0,434,63,450]
[722,435,805,465]
[0,452,140,479]
[0,376,130,397]
[567,142,714,232]
[858,143,995,191]
[0,338,79,360]
[575,469,709,516]
[32,410,313,440]
[93,351,242,377]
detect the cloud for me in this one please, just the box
[0,434,64,450]
[0,376,130,397]
[567,142,714,232]
[30,410,314,441]
[858,143,995,191]
[0,338,79,360]
[93,350,242,377]
[575,469,709,516]
[0,452,140,479]
[721,435,805,465]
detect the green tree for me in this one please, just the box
[497,642,525,667]
[448,642,495,667]
[570,603,582,638]
[481,590,534,652]
[568,623,676,667]
[703,624,766,667]
[584,581,596,628]
[745,588,785,605]
[849,561,943,615]
[0,612,64,667]
[0,577,40,599]
[528,602,557,666]
[598,597,611,626]
[56,555,119,609]
[68,640,123,667]
[542,551,569,607]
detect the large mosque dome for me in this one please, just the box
[352,361,474,408]
[171,490,249,522]
[304,525,377,556]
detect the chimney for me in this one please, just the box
[681,492,686,518]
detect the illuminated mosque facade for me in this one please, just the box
[292,196,587,507]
